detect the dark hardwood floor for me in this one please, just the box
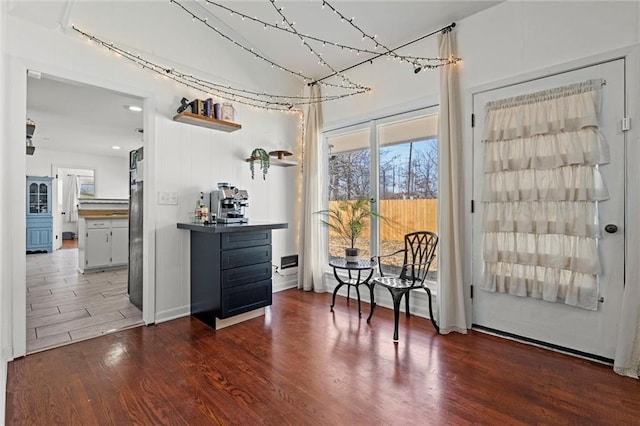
[6,289,639,425]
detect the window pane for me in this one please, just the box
[78,175,95,198]
[327,129,371,260]
[378,114,439,278]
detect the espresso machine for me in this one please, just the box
[210,182,249,224]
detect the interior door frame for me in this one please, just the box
[51,166,95,250]
[463,45,640,339]
[8,56,157,358]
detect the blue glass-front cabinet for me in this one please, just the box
[26,176,53,253]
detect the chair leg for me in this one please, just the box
[389,289,406,341]
[405,291,411,317]
[366,283,376,323]
[424,287,440,334]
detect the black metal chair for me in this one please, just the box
[371,231,439,340]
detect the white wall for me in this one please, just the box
[4,1,302,340]
[325,1,639,127]
[323,1,640,321]
[27,149,129,199]
[0,1,9,423]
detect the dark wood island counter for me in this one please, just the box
[177,222,288,328]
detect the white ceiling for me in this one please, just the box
[191,1,501,81]
[27,75,144,158]
[14,0,502,157]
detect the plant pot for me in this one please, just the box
[345,247,360,263]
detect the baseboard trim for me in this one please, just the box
[273,279,297,293]
[154,305,190,324]
[215,308,265,330]
[472,324,614,365]
[1,354,7,426]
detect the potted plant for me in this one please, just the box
[248,148,270,180]
[318,197,382,263]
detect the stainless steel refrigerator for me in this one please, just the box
[128,147,143,310]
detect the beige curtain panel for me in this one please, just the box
[436,30,467,334]
[480,79,607,310]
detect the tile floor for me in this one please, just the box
[26,247,143,354]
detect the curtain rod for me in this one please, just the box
[308,22,455,86]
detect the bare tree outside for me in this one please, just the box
[379,138,438,200]
[328,149,371,201]
[327,138,439,277]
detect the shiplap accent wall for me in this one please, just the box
[3,6,302,329]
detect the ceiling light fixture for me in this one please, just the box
[127,105,142,112]
[112,146,121,150]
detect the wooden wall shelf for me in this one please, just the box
[245,157,297,167]
[271,158,297,167]
[173,112,242,133]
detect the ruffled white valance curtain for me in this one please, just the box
[480,79,607,310]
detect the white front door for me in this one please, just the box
[471,59,626,360]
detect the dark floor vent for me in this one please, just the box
[281,255,298,269]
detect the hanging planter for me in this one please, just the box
[248,148,270,180]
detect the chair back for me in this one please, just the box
[399,231,438,285]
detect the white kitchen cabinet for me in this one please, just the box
[110,223,129,265]
[78,218,129,272]
[86,228,111,268]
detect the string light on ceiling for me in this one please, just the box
[170,0,368,92]
[266,0,364,92]
[321,0,460,71]
[71,26,368,112]
[199,0,460,72]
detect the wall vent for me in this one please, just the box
[281,255,298,270]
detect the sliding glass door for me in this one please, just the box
[324,107,439,277]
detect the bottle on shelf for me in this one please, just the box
[196,192,209,224]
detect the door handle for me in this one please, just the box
[604,224,618,234]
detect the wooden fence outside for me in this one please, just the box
[328,199,438,242]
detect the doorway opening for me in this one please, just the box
[25,74,144,354]
[56,167,94,250]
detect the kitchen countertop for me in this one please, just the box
[177,221,288,233]
[78,209,129,220]
[80,215,129,220]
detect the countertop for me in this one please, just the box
[80,215,129,220]
[177,221,288,233]
[78,209,129,220]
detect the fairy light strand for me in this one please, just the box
[320,0,460,71]
[171,0,365,91]
[268,0,366,91]
[205,0,458,67]
[321,1,393,55]
[71,26,368,111]
[203,0,454,66]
